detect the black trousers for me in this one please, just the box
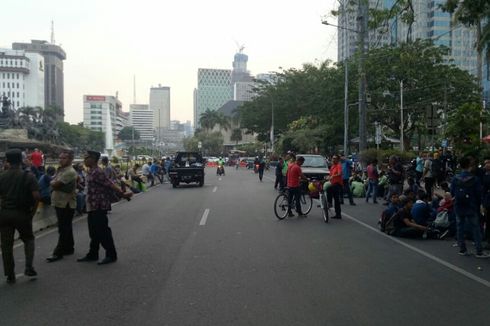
[86,210,117,259]
[340,179,354,204]
[327,184,342,217]
[288,187,302,214]
[274,174,284,189]
[53,205,75,255]
[0,209,34,277]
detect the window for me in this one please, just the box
[17,83,19,88]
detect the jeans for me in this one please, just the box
[456,212,483,253]
[341,179,354,204]
[53,205,75,255]
[424,177,434,197]
[274,174,284,190]
[76,191,86,214]
[366,180,378,203]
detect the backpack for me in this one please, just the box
[379,207,396,233]
[454,176,476,207]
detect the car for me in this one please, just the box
[136,155,153,161]
[296,154,329,180]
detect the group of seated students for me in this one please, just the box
[380,189,454,239]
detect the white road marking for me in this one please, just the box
[199,209,210,226]
[342,212,490,288]
[218,177,222,181]
[264,175,275,182]
[213,186,218,193]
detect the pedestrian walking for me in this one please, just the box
[274,157,284,190]
[0,149,40,284]
[340,155,356,205]
[385,155,404,204]
[422,152,435,197]
[46,150,78,262]
[77,151,132,265]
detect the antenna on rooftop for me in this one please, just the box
[51,20,55,44]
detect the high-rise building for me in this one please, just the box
[149,86,171,140]
[13,40,66,120]
[129,104,154,141]
[0,49,45,110]
[234,81,255,102]
[195,68,232,127]
[83,95,121,151]
[337,0,478,77]
[231,50,252,85]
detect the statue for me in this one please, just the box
[0,96,18,129]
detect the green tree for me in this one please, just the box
[118,126,140,141]
[230,128,242,145]
[199,109,220,131]
[446,102,488,156]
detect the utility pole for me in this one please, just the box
[342,0,349,155]
[357,0,368,154]
[400,80,404,152]
[271,97,274,153]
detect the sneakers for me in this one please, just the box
[458,250,470,256]
[475,252,490,259]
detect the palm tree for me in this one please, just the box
[216,113,231,132]
[230,128,243,146]
[199,109,220,132]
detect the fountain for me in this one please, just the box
[105,106,114,157]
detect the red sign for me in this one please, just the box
[86,95,106,101]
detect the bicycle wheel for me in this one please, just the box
[320,192,329,223]
[274,194,289,220]
[300,193,313,215]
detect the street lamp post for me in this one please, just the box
[400,80,404,152]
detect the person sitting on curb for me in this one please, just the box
[388,195,430,238]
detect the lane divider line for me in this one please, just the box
[199,209,210,226]
[213,186,217,193]
[342,212,490,288]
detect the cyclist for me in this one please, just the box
[287,156,307,217]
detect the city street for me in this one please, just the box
[1,166,489,326]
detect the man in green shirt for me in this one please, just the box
[46,150,78,262]
[0,149,40,284]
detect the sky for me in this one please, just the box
[1,0,340,125]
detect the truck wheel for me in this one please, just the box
[198,177,204,187]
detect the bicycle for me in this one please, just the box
[308,178,329,223]
[273,185,313,220]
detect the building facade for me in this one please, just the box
[337,0,478,77]
[129,104,154,142]
[13,40,66,119]
[233,81,255,102]
[195,68,232,127]
[83,95,122,150]
[0,48,45,109]
[149,86,171,140]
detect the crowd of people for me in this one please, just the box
[0,148,170,284]
[271,149,490,259]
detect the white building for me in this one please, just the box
[150,86,171,140]
[129,104,154,141]
[0,48,44,109]
[83,95,122,150]
[234,81,255,102]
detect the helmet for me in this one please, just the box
[308,182,316,193]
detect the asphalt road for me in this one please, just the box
[1,166,489,326]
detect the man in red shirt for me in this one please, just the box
[328,154,343,219]
[287,156,306,217]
